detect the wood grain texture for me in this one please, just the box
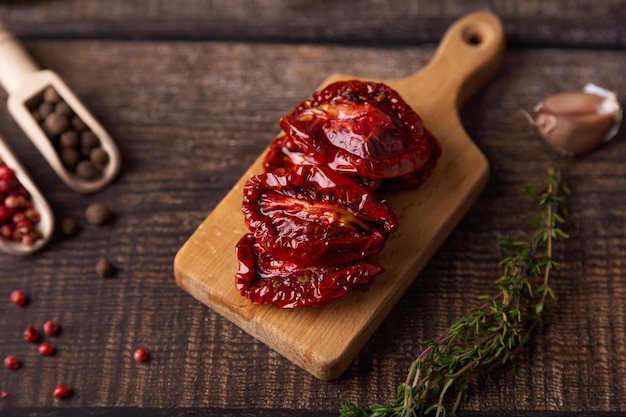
[0,0,624,48]
[0,25,624,416]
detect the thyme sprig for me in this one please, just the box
[341,168,570,417]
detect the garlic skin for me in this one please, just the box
[534,83,622,156]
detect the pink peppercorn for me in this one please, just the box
[0,179,10,194]
[21,234,34,246]
[0,205,9,222]
[12,211,25,223]
[23,326,40,343]
[133,348,149,362]
[0,224,13,239]
[52,384,71,399]
[15,219,32,234]
[4,355,20,370]
[4,195,20,209]
[0,165,13,179]
[10,289,28,306]
[0,162,41,246]
[38,342,55,356]
[43,320,60,336]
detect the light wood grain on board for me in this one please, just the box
[174,12,505,380]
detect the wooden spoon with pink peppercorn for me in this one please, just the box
[0,135,54,255]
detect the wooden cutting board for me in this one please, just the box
[174,12,505,381]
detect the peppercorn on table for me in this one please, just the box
[0,1,625,416]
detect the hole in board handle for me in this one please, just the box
[462,22,492,46]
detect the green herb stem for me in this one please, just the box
[340,169,569,417]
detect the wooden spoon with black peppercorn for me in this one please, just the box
[0,21,121,194]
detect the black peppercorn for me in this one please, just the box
[90,147,110,167]
[96,258,115,278]
[28,86,110,182]
[71,116,88,132]
[75,160,97,180]
[37,101,54,120]
[59,130,79,148]
[60,148,81,171]
[81,131,100,155]
[44,113,69,136]
[43,86,61,104]
[60,217,80,237]
[85,202,111,225]
[54,101,73,118]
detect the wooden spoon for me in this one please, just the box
[0,21,121,194]
[0,135,54,256]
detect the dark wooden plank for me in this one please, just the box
[0,0,625,48]
[3,407,622,417]
[3,17,625,49]
[0,39,625,414]
[1,408,621,417]
[0,407,337,417]
[2,0,624,23]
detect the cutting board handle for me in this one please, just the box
[404,12,505,110]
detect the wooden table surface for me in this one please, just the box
[0,1,625,416]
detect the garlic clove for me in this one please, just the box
[536,92,605,117]
[534,83,622,156]
[536,110,617,156]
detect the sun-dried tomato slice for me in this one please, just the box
[264,80,434,181]
[264,132,383,191]
[235,233,383,308]
[385,129,442,190]
[241,165,397,267]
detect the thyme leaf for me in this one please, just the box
[341,168,570,417]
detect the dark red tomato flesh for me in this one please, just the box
[384,129,442,190]
[264,80,434,181]
[264,132,383,191]
[235,233,383,308]
[241,165,397,267]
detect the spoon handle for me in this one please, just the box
[0,21,41,94]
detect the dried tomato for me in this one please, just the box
[241,165,397,267]
[385,129,441,190]
[235,233,383,308]
[237,80,441,308]
[264,132,383,191]
[264,80,434,183]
